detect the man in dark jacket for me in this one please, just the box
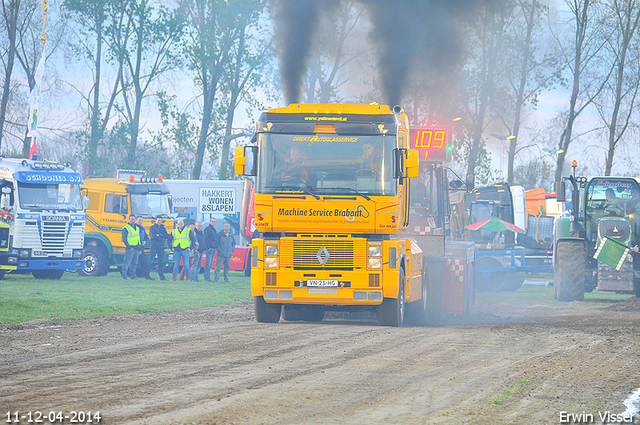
[133,216,154,280]
[214,222,236,282]
[149,215,170,280]
[203,217,217,282]
[191,221,206,281]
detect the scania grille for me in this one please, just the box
[42,221,67,254]
[280,238,366,269]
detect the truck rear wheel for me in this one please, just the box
[80,246,109,277]
[554,240,586,302]
[379,269,405,327]
[254,296,281,323]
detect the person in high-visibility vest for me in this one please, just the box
[169,219,196,281]
[121,215,141,280]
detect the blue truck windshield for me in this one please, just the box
[18,182,83,212]
[257,133,396,196]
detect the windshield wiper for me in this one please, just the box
[265,186,321,200]
[329,187,371,201]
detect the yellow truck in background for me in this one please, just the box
[81,173,174,276]
[235,103,446,326]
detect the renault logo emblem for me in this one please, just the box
[317,247,330,265]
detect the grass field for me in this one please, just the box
[0,271,633,325]
[0,271,252,325]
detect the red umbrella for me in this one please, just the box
[465,217,525,233]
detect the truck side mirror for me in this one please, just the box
[82,195,90,210]
[235,145,257,176]
[405,149,419,178]
[465,173,475,191]
[556,180,566,202]
[1,185,12,210]
[394,149,404,180]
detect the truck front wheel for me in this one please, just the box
[32,270,64,279]
[80,246,109,277]
[379,269,405,327]
[254,296,281,323]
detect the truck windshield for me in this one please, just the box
[131,193,171,217]
[585,178,640,244]
[18,182,83,212]
[257,133,396,196]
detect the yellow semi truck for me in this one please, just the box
[81,174,174,276]
[235,103,452,326]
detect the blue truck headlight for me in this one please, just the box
[8,256,18,264]
[73,249,84,258]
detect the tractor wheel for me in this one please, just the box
[254,296,281,323]
[554,240,586,302]
[379,269,405,327]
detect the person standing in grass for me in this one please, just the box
[149,215,170,280]
[203,217,218,282]
[191,221,205,282]
[170,219,196,281]
[214,222,236,282]
[133,216,154,280]
[121,215,141,280]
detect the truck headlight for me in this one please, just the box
[265,244,279,256]
[265,257,279,268]
[73,249,84,258]
[8,256,17,264]
[368,257,382,269]
[13,249,30,258]
[368,246,382,257]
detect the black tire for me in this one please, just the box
[254,296,281,323]
[47,270,65,280]
[32,270,63,279]
[426,266,443,324]
[475,257,506,292]
[554,240,586,302]
[405,267,428,326]
[0,270,6,280]
[303,306,324,322]
[79,246,109,277]
[282,305,303,321]
[379,268,405,326]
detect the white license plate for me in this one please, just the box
[32,250,47,257]
[307,279,339,287]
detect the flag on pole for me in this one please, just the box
[29,138,37,160]
[593,236,630,270]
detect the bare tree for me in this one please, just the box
[594,0,640,175]
[107,0,183,169]
[463,0,515,179]
[0,0,20,153]
[551,0,612,182]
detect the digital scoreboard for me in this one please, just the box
[409,127,452,162]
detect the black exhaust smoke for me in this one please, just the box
[271,0,340,104]
[271,0,478,105]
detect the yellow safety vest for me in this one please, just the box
[172,227,191,249]
[124,224,141,246]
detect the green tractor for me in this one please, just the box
[554,176,640,301]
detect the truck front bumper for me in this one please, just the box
[251,268,399,306]
[17,258,85,271]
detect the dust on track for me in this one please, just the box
[2,298,640,425]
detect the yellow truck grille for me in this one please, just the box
[280,237,366,269]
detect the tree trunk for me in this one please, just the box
[0,0,19,153]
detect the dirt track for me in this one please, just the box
[2,295,640,425]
